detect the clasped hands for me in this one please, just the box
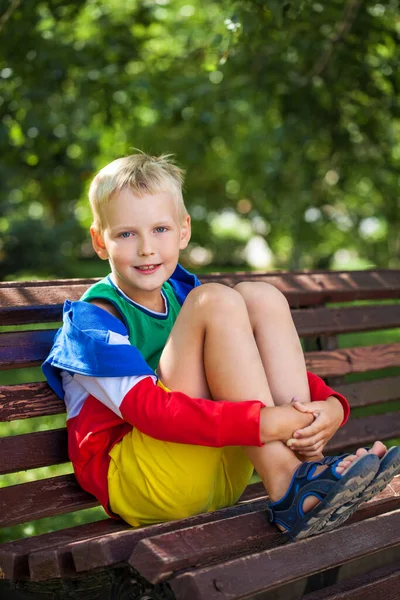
[285,396,344,457]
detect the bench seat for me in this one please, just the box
[1,269,399,600]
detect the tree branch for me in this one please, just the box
[305,0,363,82]
[0,0,21,34]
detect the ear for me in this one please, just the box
[90,227,109,260]
[179,215,191,250]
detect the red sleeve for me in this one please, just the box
[119,377,264,447]
[307,371,350,426]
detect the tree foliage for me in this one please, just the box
[0,0,399,278]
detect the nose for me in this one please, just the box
[138,235,155,257]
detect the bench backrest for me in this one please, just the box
[1,269,400,533]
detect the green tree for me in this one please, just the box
[0,0,398,278]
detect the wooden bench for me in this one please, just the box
[1,269,399,600]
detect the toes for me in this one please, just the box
[336,458,353,474]
[369,441,387,458]
[356,448,368,458]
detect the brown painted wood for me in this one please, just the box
[302,562,400,600]
[1,481,261,581]
[0,330,56,370]
[305,343,400,377]
[0,519,126,581]
[74,478,399,581]
[0,475,98,528]
[334,377,400,408]
[3,302,400,335]
[4,477,399,583]
[1,270,400,325]
[169,509,400,600]
[326,413,400,453]
[199,270,400,306]
[0,305,63,326]
[0,429,68,475]
[0,382,65,421]
[0,269,399,591]
[237,481,265,503]
[130,479,400,585]
[70,495,268,576]
[292,304,400,337]
[1,376,397,425]
[2,411,397,478]
[2,334,399,377]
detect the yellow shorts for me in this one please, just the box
[108,384,254,527]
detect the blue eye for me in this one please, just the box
[155,227,167,233]
[119,232,132,238]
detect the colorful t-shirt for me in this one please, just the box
[81,276,182,371]
[42,264,351,517]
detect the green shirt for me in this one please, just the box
[81,276,182,371]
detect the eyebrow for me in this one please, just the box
[110,219,175,233]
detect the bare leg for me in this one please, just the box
[158,283,349,505]
[234,282,310,406]
[234,281,387,466]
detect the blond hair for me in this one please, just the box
[89,153,187,231]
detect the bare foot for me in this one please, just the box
[274,441,387,520]
[335,441,387,474]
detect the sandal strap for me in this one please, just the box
[322,453,350,466]
[267,459,344,530]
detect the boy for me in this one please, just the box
[43,153,399,541]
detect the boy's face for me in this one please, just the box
[91,188,191,309]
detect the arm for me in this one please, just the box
[48,299,265,447]
[287,373,350,456]
[307,372,350,425]
[72,371,265,447]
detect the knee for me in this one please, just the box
[234,281,290,318]
[186,282,247,316]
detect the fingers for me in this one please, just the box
[292,419,323,439]
[287,432,325,450]
[297,442,325,457]
[291,401,319,416]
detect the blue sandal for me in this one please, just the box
[322,446,400,530]
[266,453,379,541]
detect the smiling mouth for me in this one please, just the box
[135,264,161,272]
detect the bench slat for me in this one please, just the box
[0,306,62,326]
[304,566,400,600]
[302,562,400,600]
[0,518,126,581]
[59,481,400,581]
[334,376,400,408]
[305,343,400,376]
[0,429,68,475]
[2,477,398,583]
[0,382,65,421]
[1,376,398,423]
[30,496,267,582]
[169,508,400,600]
[326,413,400,453]
[3,300,400,334]
[1,271,399,320]
[0,330,55,371]
[1,329,399,375]
[1,413,399,476]
[0,482,264,581]
[292,304,400,336]
[130,478,400,585]
[0,475,98,528]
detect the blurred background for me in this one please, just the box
[1,0,399,281]
[1,0,400,544]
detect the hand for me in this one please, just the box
[286,396,344,457]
